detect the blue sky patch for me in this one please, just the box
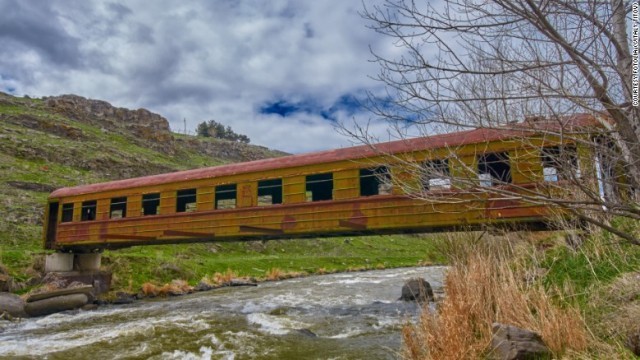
[0,74,16,94]
[260,100,304,117]
[260,93,366,121]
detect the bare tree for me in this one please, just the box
[358,0,640,244]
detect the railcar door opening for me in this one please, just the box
[45,202,59,249]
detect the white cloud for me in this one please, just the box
[0,0,402,153]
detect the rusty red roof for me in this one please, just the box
[49,114,600,198]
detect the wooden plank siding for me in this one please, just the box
[55,192,549,248]
[44,118,601,250]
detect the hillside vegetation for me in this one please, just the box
[0,92,442,293]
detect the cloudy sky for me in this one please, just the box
[0,0,407,153]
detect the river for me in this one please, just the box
[0,266,445,360]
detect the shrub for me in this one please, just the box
[196,120,250,143]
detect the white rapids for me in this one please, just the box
[0,266,445,360]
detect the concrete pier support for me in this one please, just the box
[74,253,101,271]
[44,253,74,272]
[44,252,111,295]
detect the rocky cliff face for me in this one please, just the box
[44,95,175,154]
[37,94,284,162]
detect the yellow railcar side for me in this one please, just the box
[45,134,583,250]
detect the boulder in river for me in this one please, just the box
[0,292,27,318]
[400,278,434,302]
[295,328,317,337]
[24,294,88,317]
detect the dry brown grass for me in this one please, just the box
[141,282,160,297]
[402,248,590,359]
[346,266,368,272]
[264,267,306,281]
[141,279,193,297]
[589,271,640,357]
[315,267,341,275]
[265,267,284,281]
[208,268,238,285]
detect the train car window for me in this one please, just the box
[422,159,451,190]
[541,146,579,182]
[216,184,237,209]
[478,152,512,186]
[306,173,333,201]
[142,193,160,216]
[81,200,97,221]
[176,189,197,213]
[61,203,74,223]
[257,179,282,206]
[360,167,391,196]
[110,197,127,219]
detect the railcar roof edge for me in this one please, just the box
[48,114,600,199]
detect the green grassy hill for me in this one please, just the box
[0,92,442,293]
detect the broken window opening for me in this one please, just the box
[422,159,451,191]
[216,184,237,209]
[541,146,579,182]
[110,197,127,219]
[594,136,621,203]
[81,200,97,221]
[306,173,333,201]
[61,203,74,223]
[360,167,392,196]
[478,152,512,187]
[176,189,197,213]
[258,179,282,206]
[142,193,160,216]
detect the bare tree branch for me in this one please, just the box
[359,0,640,244]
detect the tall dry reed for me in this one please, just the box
[403,239,590,359]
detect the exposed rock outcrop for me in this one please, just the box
[6,181,58,193]
[0,92,286,185]
[45,94,175,153]
[489,323,551,360]
[176,136,285,163]
[627,326,640,356]
[0,292,27,318]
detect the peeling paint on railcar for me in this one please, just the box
[44,114,603,250]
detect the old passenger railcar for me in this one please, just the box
[43,115,597,251]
